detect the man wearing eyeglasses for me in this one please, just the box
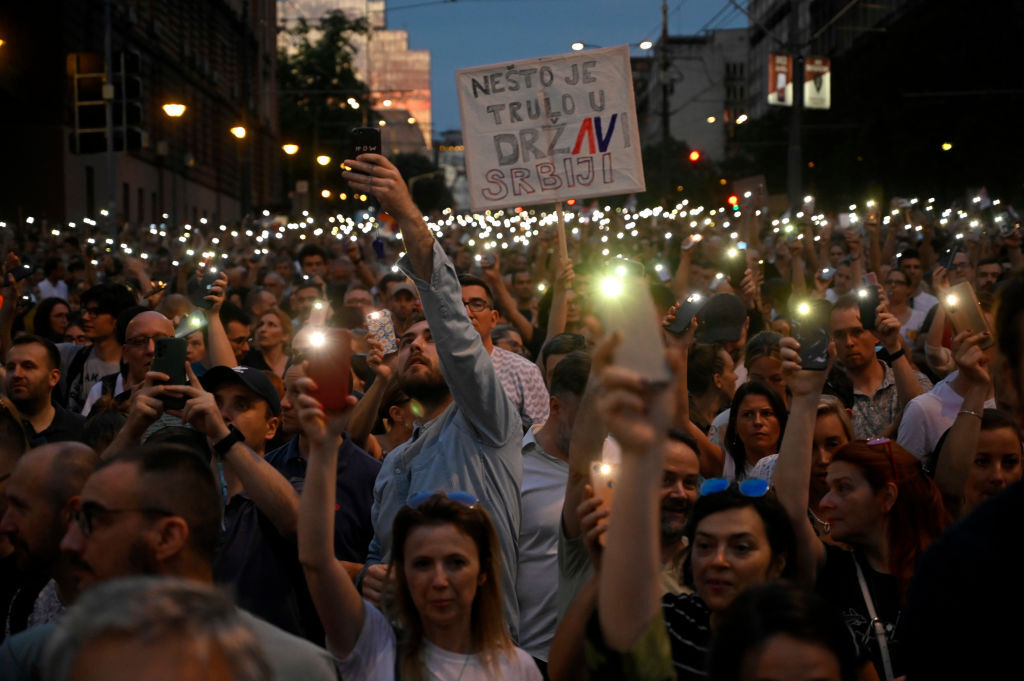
[55,283,135,413]
[80,310,174,417]
[4,337,85,446]
[0,442,98,643]
[0,444,340,681]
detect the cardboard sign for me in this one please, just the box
[457,46,645,211]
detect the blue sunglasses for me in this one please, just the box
[406,490,480,509]
[699,477,770,498]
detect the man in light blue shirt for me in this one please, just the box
[346,155,523,637]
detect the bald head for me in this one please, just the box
[125,311,175,340]
[29,442,101,506]
[123,312,175,382]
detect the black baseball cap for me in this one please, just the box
[200,366,282,417]
[696,294,748,344]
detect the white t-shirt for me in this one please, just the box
[910,290,938,314]
[336,601,542,681]
[900,306,929,345]
[896,371,997,462]
[81,373,125,416]
[38,278,69,301]
[516,429,569,661]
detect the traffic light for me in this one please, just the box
[728,195,739,208]
[688,150,701,162]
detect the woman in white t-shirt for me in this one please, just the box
[296,384,540,681]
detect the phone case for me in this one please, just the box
[857,287,879,331]
[792,300,831,371]
[943,282,994,349]
[152,337,188,410]
[667,294,707,335]
[306,328,352,411]
[598,267,672,384]
[365,309,398,354]
[352,127,382,156]
[590,462,617,546]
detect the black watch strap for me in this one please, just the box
[213,424,245,457]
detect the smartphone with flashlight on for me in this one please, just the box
[590,461,617,546]
[666,292,707,336]
[191,261,220,310]
[938,247,958,272]
[942,282,994,350]
[305,328,353,411]
[151,337,188,410]
[596,261,672,385]
[724,245,748,289]
[352,127,382,156]
[857,285,880,331]
[791,300,831,371]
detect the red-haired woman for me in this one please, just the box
[773,337,950,681]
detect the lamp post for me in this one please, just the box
[161,103,186,228]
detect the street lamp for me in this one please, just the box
[316,155,331,166]
[230,126,246,139]
[162,103,186,117]
[572,40,654,51]
[282,143,299,155]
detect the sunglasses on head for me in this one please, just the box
[700,477,770,498]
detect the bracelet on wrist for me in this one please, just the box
[958,409,983,420]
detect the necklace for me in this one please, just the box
[454,650,473,681]
[808,507,831,534]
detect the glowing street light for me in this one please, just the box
[230,126,246,139]
[638,40,654,50]
[378,120,387,127]
[282,143,299,155]
[321,189,331,198]
[316,155,331,166]
[571,41,586,51]
[706,115,717,124]
[736,113,749,124]
[346,97,360,109]
[382,99,392,107]
[941,142,953,151]
[162,103,186,117]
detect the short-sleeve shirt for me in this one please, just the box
[896,371,997,462]
[850,361,931,439]
[57,343,119,413]
[491,345,550,429]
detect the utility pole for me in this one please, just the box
[786,0,805,207]
[659,0,671,189]
[104,0,117,237]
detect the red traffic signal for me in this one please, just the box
[688,150,701,162]
[727,195,739,206]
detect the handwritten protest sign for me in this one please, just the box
[457,46,645,211]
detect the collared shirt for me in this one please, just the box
[492,346,549,430]
[365,240,523,636]
[265,435,380,563]
[851,361,932,439]
[517,428,568,660]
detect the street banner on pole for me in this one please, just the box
[803,57,831,110]
[767,53,793,106]
[456,45,645,211]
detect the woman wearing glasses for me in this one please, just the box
[579,352,796,681]
[294,382,540,681]
[774,336,950,680]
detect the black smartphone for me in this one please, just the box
[352,127,382,156]
[792,300,831,370]
[666,293,707,335]
[939,247,957,271]
[152,337,188,410]
[856,286,880,331]
[724,246,748,288]
[191,266,220,310]
[7,265,33,283]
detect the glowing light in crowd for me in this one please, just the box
[282,144,299,155]
[230,126,246,139]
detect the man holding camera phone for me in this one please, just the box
[342,153,524,638]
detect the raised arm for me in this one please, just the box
[204,273,237,368]
[596,342,677,651]
[295,382,366,657]
[345,336,397,451]
[480,251,535,343]
[774,336,829,584]
[934,331,991,511]
[875,303,928,408]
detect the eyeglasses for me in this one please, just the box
[462,298,491,313]
[866,437,898,477]
[72,501,175,537]
[700,477,770,498]
[125,334,171,348]
[407,490,480,509]
[82,306,103,317]
[228,335,252,346]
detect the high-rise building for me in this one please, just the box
[279,0,431,155]
[0,1,280,225]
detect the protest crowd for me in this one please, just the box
[1,152,1022,681]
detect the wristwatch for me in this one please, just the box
[212,424,245,457]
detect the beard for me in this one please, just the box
[660,498,692,544]
[399,368,450,406]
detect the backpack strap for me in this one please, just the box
[58,345,92,409]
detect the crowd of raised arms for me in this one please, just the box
[0,155,1019,681]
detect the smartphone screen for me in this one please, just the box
[942,282,994,349]
[351,127,382,156]
[152,337,188,410]
[792,300,831,370]
[724,246,748,289]
[305,328,352,411]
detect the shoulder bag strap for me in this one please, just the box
[853,554,894,681]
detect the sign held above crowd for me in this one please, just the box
[457,45,646,212]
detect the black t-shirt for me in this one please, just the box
[25,404,86,447]
[816,543,902,678]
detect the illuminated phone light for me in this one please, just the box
[727,248,738,258]
[537,283,547,292]
[797,302,811,316]
[310,331,326,348]
[946,294,958,306]
[858,288,869,298]
[599,463,612,475]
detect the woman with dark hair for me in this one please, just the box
[723,380,788,480]
[33,297,71,343]
[708,581,858,681]
[295,383,540,681]
[774,337,950,680]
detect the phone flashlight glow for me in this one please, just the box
[310,331,327,348]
